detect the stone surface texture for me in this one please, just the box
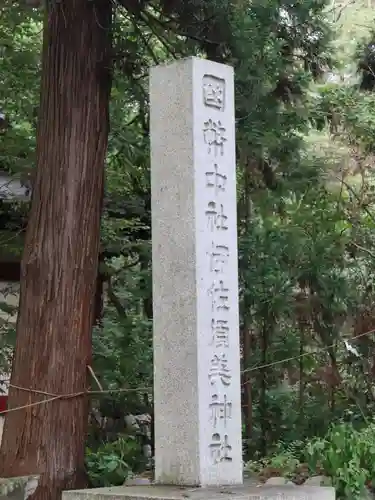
[150,56,242,486]
[62,483,335,500]
[0,476,39,500]
[303,477,332,487]
[264,479,289,486]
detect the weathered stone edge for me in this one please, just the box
[0,476,39,498]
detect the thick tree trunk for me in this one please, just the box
[0,1,112,499]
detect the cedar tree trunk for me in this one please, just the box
[0,1,112,499]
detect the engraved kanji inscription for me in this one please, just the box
[203,119,227,156]
[211,318,230,348]
[205,201,228,231]
[208,280,230,312]
[203,75,225,111]
[208,353,232,386]
[206,164,227,194]
[208,241,229,273]
[209,433,233,463]
[209,393,232,427]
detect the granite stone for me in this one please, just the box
[0,476,39,500]
[62,483,335,500]
[150,57,242,487]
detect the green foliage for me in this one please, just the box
[0,283,17,376]
[86,435,146,487]
[239,179,373,456]
[2,0,375,495]
[245,449,301,479]
[246,423,375,500]
[0,2,41,172]
[92,258,152,420]
[306,423,375,499]
[248,422,375,499]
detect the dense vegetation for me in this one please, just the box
[2,0,375,498]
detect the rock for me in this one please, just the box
[304,475,332,486]
[124,414,152,433]
[243,470,260,480]
[243,477,262,487]
[124,476,152,486]
[24,477,39,500]
[124,415,138,430]
[359,487,374,500]
[142,444,152,458]
[0,476,39,500]
[134,414,152,425]
[264,477,289,486]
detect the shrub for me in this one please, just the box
[85,435,147,487]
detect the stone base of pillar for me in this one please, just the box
[62,482,335,500]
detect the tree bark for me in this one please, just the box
[259,319,268,457]
[241,325,253,455]
[0,1,112,499]
[298,325,304,425]
[241,157,253,454]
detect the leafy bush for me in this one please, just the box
[85,435,147,487]
[246,421,375,499]
[306,422,375,499]
[245,451,301,478]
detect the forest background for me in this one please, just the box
[2,0,375,498]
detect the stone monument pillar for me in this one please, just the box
[61,56,335,500]
[150,57,242,487]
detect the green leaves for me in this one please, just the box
[306,423,375,499]
[0,2,41,173]
[85,436,144,487]
[2,0,375,488]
